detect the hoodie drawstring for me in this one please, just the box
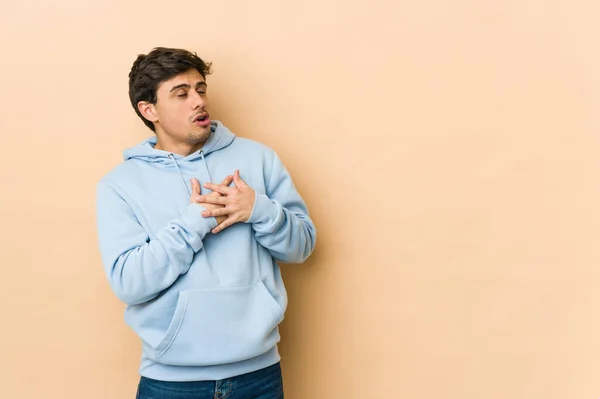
[168,151,213,198]
[200,150,213,183]
[168,154,191,197]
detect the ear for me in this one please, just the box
[137,101,159,123]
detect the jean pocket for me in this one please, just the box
[154,280,283,366]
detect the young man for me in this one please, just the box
[96,47,316,399]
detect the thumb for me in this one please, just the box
[233,170,247,188]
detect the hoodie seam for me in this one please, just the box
[100,179,159,239]
[263,151,285,233]
[99,180,143,225]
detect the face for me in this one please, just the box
[139,69,211,151]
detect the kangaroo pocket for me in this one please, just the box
[154,280,284,366]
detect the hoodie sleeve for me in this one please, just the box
[247,150,316,263]
[96,181,217,305]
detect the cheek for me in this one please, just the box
[159,106,186,126]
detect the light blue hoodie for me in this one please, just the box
[96,121,316,381]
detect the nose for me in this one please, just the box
[191,90,206,109]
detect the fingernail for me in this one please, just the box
[196,196,202,201]
[204,183,209,188]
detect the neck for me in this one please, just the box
[154,139,206,156]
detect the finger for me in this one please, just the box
[233,170,248,188]
[204,182,235,195]
[195,195,227,205]
[212,217,237,234]
[220,175,234,186]
[201,207,230,218]
[191,178,201,196]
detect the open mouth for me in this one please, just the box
[194,113,210,127]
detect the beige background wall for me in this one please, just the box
[1,1,599,398]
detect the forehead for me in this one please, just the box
[158,69,205,92]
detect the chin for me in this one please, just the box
[187,130,211,144]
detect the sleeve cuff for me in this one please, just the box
[248,192,284,233]
[178,203,218,251]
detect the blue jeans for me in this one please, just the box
[136,363,284,399]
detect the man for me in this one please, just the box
[96,47,316,399]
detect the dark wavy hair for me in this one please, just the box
[128,47,213,131]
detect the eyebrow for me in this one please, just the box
[169,81,207,92]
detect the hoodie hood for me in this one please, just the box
[123,120,236,163]
[122,120,236,196]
